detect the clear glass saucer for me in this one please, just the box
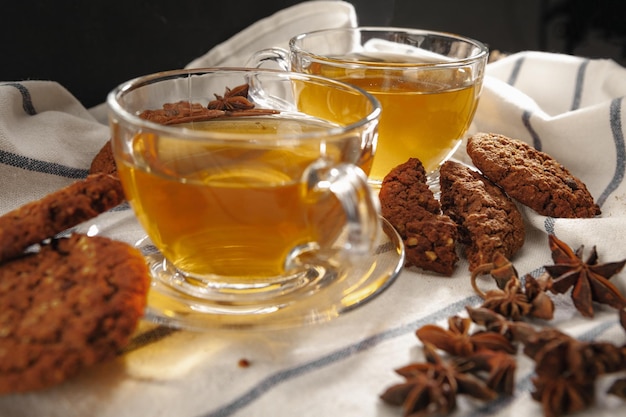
[137,217,404,330]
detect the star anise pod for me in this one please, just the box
[525,331,597,417]
[471,254,555,320]
[531,369,594,417]
[587,341,626,374]
[380,369,456,416]
[138,84,279,125]
[139,100,226,125]
[453,349,517,395]
[472,251,518,290]
[380,343,496,416]
[544,234,626,318]
[524,272,556,320]
[207,83,255,111]
[466,306,514,335]
[516,326,626,417]
[608,377,626,399]
[465,306,537,344]
[416,315,515,357]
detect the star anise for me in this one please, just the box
[587,341,626,374]
[531,366,594,417]
[523,330,597,417]
[380,369,456,416]
[514,325,626,417]
[471,253,555,320]
[466,306,512,333]
[524,272,556,319]
[544,234,626,318]
[453,349,517,395]
[608,377,626,399]
[466,306,536,342]
[138,84,279,125]
[380,343,496,416]
[416,315,515,357]
[207,83,255,110]
[139,100,226,125]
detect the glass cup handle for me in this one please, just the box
[307,160,381,258]
[246,47,291,71]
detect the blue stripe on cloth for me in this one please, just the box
[1,82,89,178]
[507,56,525,86]
[505,56,543,150]
[522,110,542,151]
[544,217,555,235]
[200,295,483,417]
[1,82,37,115]
[571,59,589,111]
[597,98,625,207]
[0,149,89,179]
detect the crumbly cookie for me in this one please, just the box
[466,133,601,218]
[89,140,117,176]
[0,233,150,393]
[380,158,458,275]
[439,160,525,271]
[0,174,125,264]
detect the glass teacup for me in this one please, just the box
[107,68,401,327]
[249,27,488,186]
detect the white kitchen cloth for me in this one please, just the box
[1,5,626,417]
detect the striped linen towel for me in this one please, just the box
[1,18,626,417]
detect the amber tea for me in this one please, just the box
[304,58,479,179]
[108,67,388,326]
[116,116,348,281]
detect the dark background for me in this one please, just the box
[2,0,624,108]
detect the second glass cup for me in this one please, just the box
[249,27,489,186]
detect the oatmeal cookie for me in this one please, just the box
[89,140,117,176]
[0,234,150,393]
[439,160,525,271]
[466,133,601,218]
[0,174,125,264]
[380,158,458,275]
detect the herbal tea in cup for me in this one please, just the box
[107,68,382,312]
[249,27,488,185]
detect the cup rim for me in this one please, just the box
[290,26,489,69]
[107,67,382,143]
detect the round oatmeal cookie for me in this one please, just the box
[440,160,525,271]
[466,133,601,218]
[89,140,117,176]
[0,234,150,394]
[380,158,458,276]
[0,173,125,264]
